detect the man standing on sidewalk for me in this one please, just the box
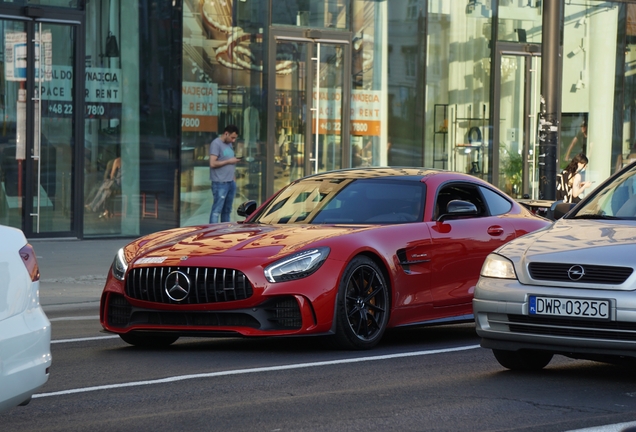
[209,124,240,223]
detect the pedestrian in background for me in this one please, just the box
[565,120,587,161]
[209,124,240,223]
[557,153,592,203]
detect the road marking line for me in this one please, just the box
[33,344,480,399]
[52,336,119,344]
[566,421,636,431]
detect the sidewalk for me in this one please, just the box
[30,238,131,311]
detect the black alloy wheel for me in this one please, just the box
[333,255,389,350]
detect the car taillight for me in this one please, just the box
[19,244,40,282]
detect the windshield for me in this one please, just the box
[571,164,636,220]
[254,177,426,224]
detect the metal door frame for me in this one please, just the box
[492,41,541,198]
[267,27,351,197]
[0,5,85,238]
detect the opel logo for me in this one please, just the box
[164,270,191,302]
[567,265,585,281]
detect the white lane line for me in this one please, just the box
[33,344,480,399]
[49,316,99,322]
[52,335,119,344]
[567,421,636,431]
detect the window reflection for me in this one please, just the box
[425,2,491,177]
[180,0,267,226]
[561,1,623,191]
[27,0,78,6]
[497,0,543,43]
[84,0,180,237]
[272,0,350,29]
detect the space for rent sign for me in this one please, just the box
[350,90,381,136]
[35,66,123,119]
[182,82,218,132]
[312,89,382,136]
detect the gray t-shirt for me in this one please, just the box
[209,136,236,182]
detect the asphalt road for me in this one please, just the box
[5,313,636,431]
[3,239,636,431]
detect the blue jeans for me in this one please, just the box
[210,180,236,223]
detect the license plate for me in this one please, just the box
[529,296,610,319]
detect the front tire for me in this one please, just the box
[333,256,389,350]
[119,332,179,348]
[492,349,553,371]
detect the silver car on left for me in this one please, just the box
[0,225,51,412]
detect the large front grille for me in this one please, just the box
[528,263,633,285]
[507,314,636,342]
[125,266,253,305]
[106,294,302,331]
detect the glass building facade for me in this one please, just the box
[0,0,634,238]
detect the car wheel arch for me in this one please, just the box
[329,253,392,349]
[359,251,393,309]
[329,251,394,328]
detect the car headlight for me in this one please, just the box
[112,248,128,281]
[480,253,517,279]
[264,247,330,283]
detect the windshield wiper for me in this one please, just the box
[570,214,621,220]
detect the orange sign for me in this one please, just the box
[312,119,381,136]
[182,81,218,132]
[351,120,381,136]
[181,115,218,132]
[310,89,383,136]
[351,90,382,136]
[629,4,636,36]
[313,119,341,134]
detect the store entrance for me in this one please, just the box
[0,11,83,237]
[268,29,350,194]
[492,42,542,199]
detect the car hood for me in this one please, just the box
[128,223,374,264]
[498,218,636,266]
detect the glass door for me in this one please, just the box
[493,44,541,199]
[270,30,350,193]
[0,19,28,231]
[0,18,80,236]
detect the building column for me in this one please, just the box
[587,5,618,184]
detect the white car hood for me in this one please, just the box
[498,218,636,269]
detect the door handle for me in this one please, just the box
[487,226,504,236]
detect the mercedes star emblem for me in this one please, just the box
[164,270,191,302]
[567,265,585,281]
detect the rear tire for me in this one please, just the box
[119,332,179,348]
[333,256,389,350]
[492,349,553,371]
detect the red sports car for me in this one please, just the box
[100,168,551,349]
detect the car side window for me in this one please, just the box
[435,183,487,219]
[479,186,512,216]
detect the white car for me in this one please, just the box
[0,226,51,412]
[474,162,636,370]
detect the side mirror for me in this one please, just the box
[437,200,478,221]
[553,202,576,220]
[237,200,258,218]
